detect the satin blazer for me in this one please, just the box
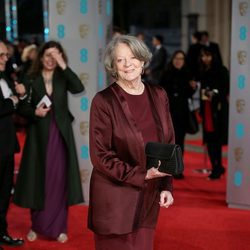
[88,83,175,235]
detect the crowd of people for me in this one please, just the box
[0,39,84,248]
[0,28,229,250]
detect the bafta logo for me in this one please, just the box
[239,2,248,16]
[98,0,102,15]
[234,147,243,162]
[79,73,89,85]
[80,169,90,183]
[79,24,89,39]
[80,121,89,136]
[237,50,247,65]
[56,0,66,15]
[236,99,245,113]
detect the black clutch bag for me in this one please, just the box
[145,142,184,175]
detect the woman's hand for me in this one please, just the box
[159,191,174,208]
[145,160,171,180]
[35,103,51,117]
[145,161,172,180]
[48,47,67,70]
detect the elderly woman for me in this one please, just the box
[88,35,175,250]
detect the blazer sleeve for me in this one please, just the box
[89,94,146,188]
[62,67,85,94]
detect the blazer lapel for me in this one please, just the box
[31,74,47,100]
[110,83,145,160]
[111,83,165,143]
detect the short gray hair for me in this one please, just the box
[104,35,152,78]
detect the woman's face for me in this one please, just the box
[114,43,144,82]
[41,47,58,71]
[201,53,212,66]
[173,52,185,69]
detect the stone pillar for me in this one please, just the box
[227,0,250,210]
[48,0,113,203]
[181,0,206,52]
[206,0,231,67]
[181,0,231,67]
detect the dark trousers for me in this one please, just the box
[205,132,222,170]
[174,128,186,154]
[0,154,14,235]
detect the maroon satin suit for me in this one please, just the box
[88,83,175,236]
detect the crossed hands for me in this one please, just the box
[9,82,26,106]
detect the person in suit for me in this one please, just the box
[200,31,223,66]
[186,31,203,79]
[13,41,84,243]
[0,40,25,247]
[88,35,174,250]
[145,35,167,84]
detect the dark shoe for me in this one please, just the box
[208,166,225,180]
[0,234,24,246]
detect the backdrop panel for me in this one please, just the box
[48,0,112,203]
[227,0,250,209]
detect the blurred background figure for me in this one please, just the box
[160,50,197,179]
[18,44,38,82]
[186,31,203,122]
[186,31,203,80]
[197,46,229,180]
[145,35,167,84]
[200,31,223,67]
[112,25,125,37]
[136,32,146,42]
[4,41,21,81]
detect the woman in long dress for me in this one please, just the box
[13,41,84,242]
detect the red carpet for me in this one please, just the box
[5,134,250,250]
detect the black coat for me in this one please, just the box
[186,43,203,79]
[0,74,20,155]
[13,67,84,209]
[148,46,167,84]
[160,67,194,133]
[198,66,229,145]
